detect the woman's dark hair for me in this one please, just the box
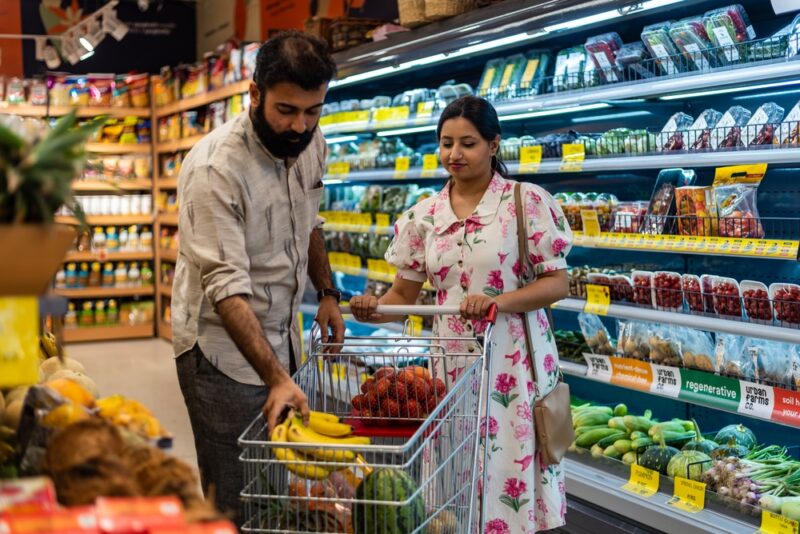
[254,30,337,92]
[436,95,509,179]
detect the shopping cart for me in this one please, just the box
[239,304,497,534]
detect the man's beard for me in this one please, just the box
[250,102,316,159]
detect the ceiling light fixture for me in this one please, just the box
[325,135,360,144]
[659,79,800,100]
[498,103,612,122]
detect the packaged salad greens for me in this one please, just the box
[518,51,551,96]
[688,109,723,150]
[584,32,623,83]
[703,4,755,64]
[669,17,718,71]
[660,112,694,151]
[496,54,527,98]
[477,58,505,98]
[709,105,751,150]
[641,22,682,75]
[744,102,784,146]
[616,41,655,79]
[554,47,587,92]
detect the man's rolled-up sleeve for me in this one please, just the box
[180,164,252,307]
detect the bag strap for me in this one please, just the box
[514,183,539,384]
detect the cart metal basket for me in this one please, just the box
[239,304,497,533]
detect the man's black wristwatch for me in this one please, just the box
[317,288,342,303]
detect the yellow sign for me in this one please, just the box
[340,110,370,123]
[421,154,439,177]
[0,297,40,388]
[394,156,410,178]
[327,161,350,176]
[584,284,610,315]
[374,106,410,123]
[376,213,391,228]
[416,101,435,117]
[668,477,706,513]
[580,210,601,237]
[714,163,768,185]
[760,511,800,534]
[519,145,542,174]
[408,315,424,336]
[622,464,659,498]
[560,143,585,172]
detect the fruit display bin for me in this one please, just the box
[239,305,497,534]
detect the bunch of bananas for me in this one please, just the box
[96,394,168,439]
[40,332,59,361]
[271,411,371,480]
[0,110,103,224]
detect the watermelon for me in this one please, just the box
[353,468,425,534]
[667,450,712,481]
[714,424,757,450]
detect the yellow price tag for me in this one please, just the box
[519,145,542,174]
[560,143,585,172]
[760,511,800,534]
[327,161,350,176]
[714,163,768,185]
[340,110,370,123]
[376,213,391,228]
[394,156,410,178]
[622,464,659,498]
[0,297,39,388]
[584,284,610,315]
[416,101,435,117]
[668,477,706,513]
[408,315,424,336]
[421,154,439,177]
[580,209,601,237]
[374,106,410,123]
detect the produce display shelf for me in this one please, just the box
[71,179,153,192]
[159,284,172,298]
[157,177,179,189]
[63,323,155,343]
[562,352,800,430]
[321,60,800,136]
[0,104,151,118]
[158,320,172,342]
[158,212,179,226]
[155,135,205,153]
[159,248,178,262]
[553,297,800,344]
[572,232,800,261]
[153,80,251,118]
[56,214,154,226]
[324,167,448,183]
[64,250,154,262]
[563,457,756,533]
[85,143,152,154]
[54,286,155,298]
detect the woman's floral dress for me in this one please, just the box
[386,173,573,533]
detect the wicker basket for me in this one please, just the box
[398,0,427,28]
[425,0,477,21]
[330,18,385,51]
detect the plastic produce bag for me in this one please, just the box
[649,324,683,367]
[642,168,696,234]
[776,100,800,145]
[641,22,682,75]
[681,328,716,372]
[748,339,795,387]
[703,4,756,64]
[675,186,715,236]
[688,109,723,150]
[660,112,694,151]
[744,102,784,146]
[554,47,587,92]
[710,106,752,150]
[669,17,718,71]
[585,32,623,83]
[712,168,765,238]
[598,128,630,155]
[578,313,615,356]
[617,320,653,361]
[787,12,800,57]
[625,130,658,154]
[716,333,754,380]
[616,41,655,79]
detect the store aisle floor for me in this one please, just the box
[66,339,197,470]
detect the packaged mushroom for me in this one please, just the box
[578,313,616,356]
[716,333,754,380]
[648,324,683,367]
[750,339,797,387]
[680,328,716,372]
[617,320,652,361]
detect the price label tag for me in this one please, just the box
[339,110,370,123]
[327,161,350,176]
[668,477,706,513]
[583,353,612,382]
[581,210,601,237]
[560,143,585,172]
[622,464,659,498]
[650,364,682,398]
[374,106,410,123]
[584,284,610,315]
[760,510,800,534]
[519,145,542,174]
[0,297,40,388]
[416,101,435,117]
[408,315,424,335]
[421,153,439,177]
[394,156,410,178]
[375,213,391,228]
[738,381,775,420]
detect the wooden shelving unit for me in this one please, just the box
[72,179,153,192]
[153,80,250,118]
[157,320,173,342]
[65,250,154,262]
[158,177,179,189]
[159,248,178,262]
[159,284,172,298]
[158,213,179,226]
[63,323,155,343]
[0,104,151,118]
[86,143,153,154]
[56,214,155,226]
[55,286,155,298]
[155,135,205,154]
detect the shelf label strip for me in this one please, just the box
[760,510,800,534]
[622,464,659,498]
[668,477,706,513]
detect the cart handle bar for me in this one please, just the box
[340,303,498,324]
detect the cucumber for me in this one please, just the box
[614,403,628,417]
[607,417,627,431]
[575,424,611,436]
[614,439,632,454]
[591,444,605,458]
[622,451,638,465]
[574,411,612,428]
[631,437,655,451]
[623,415,654,433]
[648,422,686,437]
[630,431,647,441]
[596,431,627,449]
[655,430,696,447]
[604,445,623,459]
[576,428,625,449]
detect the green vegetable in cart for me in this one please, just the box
[714,424,757,450]
[667,450,712,481]
[639,434,679,475]
[575,424,610,436]
[353,468,425,534]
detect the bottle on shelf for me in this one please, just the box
[102,262,115,287]
[128,225,140,251]
[88,262,102,287]
[141,261,154,286]
[106,226,119,252]
[93,227,106,250]
[78,262,90,287]
[80,301,94,327]
[160,228,170,249]
[140,225,153,249]
[164,304,171,324]
[55,268,67,289]
[128,262,141,286]
[65,302,77,328]
[77,230,92,251]
[107,299,119,324]
[119,226,129,251]
[95,300,107,325]
[115,262,128,287]
[65,263,78,288]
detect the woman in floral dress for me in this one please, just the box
[349,96,572,533]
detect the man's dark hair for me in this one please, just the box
[253,30,337,91]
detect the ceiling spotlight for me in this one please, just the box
[79,17,105,51]
[102,8,129,41]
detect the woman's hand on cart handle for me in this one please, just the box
[348,294,384,322]
[342,303,498,324]
[460,294,498,321]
